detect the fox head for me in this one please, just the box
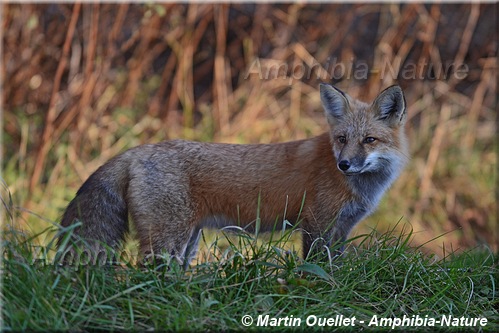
[320,84,408,176]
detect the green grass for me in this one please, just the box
[3,222,497,332]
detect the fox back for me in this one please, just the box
[58,84,408,266]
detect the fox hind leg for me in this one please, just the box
[183,227,202,269]
[132,213,199,268]
[128,171,200,268]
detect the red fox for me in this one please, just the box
[57,84,408,266]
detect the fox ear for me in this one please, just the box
[372,85,406,127]
[320,84,350,123]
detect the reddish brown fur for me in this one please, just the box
[58,85,408,266]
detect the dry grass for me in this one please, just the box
[2,3,497,257]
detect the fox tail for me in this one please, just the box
[56,153,130,264]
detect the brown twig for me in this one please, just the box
[213,4,230,134]
[29,3,81,196]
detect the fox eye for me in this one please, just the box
[337,136,347,144]
[363,137,376,144]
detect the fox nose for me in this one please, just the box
[338,160,351,171]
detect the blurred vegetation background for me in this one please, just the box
[2,3,497,257]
